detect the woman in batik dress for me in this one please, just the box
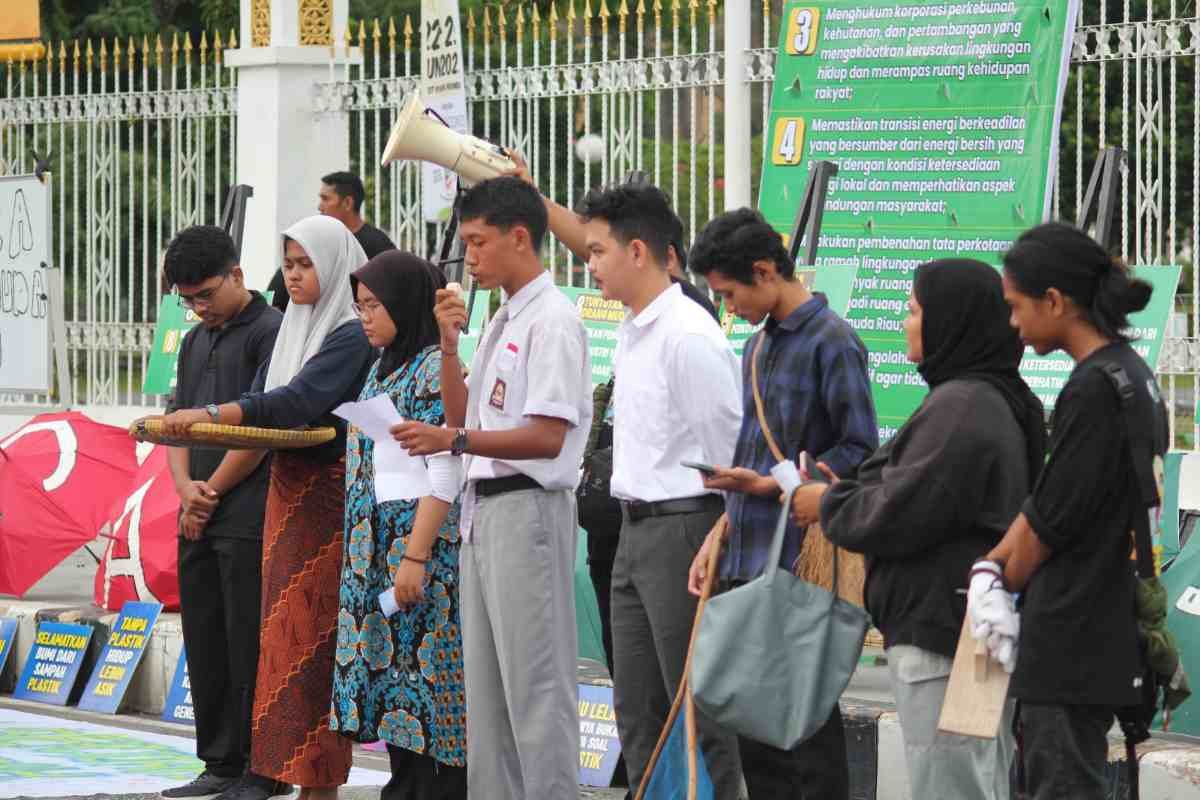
[332,251,467,800]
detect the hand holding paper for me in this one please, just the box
[333,397,433,502]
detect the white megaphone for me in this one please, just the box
[380,91,516,183]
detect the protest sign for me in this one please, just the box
[161,646,194,724]
[78,601,162,713]
[13,621,92,705]
[758,0,1081,439]
[578,684,622,787]
[420,0,468,222]
[0,617,17,677]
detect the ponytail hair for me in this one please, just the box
[1002,222,1152,342]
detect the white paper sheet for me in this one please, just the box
[333,396,433,502]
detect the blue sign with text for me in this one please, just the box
[161,646,194,725]
[578,683,622,787]
[78,601,162,713]
[0,618,17,678]
[13,621,93,705]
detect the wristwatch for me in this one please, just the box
[450,429,469,456]
[205,404,220,422]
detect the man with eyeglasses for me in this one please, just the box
[160,226,284,800]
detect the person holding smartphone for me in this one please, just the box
[686,208,877,799]
[578,183,744,798]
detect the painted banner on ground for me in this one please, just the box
[78,601,162,713]
[161,646,194,724]
[758,0,1080,438]
[13,621,92,705]
[578,684,622,786]
[1020,265,1181,410]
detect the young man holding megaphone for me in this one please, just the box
[389,176,593,800]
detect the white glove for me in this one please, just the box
[968,561,1020,674]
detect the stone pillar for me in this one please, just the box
[226,0,356,291]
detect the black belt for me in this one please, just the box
[475,474,542,499]
[620,494,723,523]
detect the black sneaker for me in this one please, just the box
[212,774,293,800]
[161,770,239,798]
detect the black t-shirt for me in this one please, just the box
[354,221,396,259]
[1011,341,1168,706]
[166,292,283,539]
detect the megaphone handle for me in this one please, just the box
[463,281,478,336]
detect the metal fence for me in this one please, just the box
[3,1,1200,446]
[0,33,238,407]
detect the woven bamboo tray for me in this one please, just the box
[130,417,336,450]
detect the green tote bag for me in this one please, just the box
[690,486,869,750]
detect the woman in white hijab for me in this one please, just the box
[165,215,375,800]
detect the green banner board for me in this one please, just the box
[758,0,1080,438]
[1020,265,1181,411]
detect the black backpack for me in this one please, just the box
[577,377,622,538]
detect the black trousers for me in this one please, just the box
[381,744,467,800]
[178,535,264,778]
[738,701,849,799]
[1021,703,1113,800]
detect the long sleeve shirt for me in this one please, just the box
[239,320,374,463]
[721,293,878,581]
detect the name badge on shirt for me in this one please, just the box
[497,342,519,373]
[490,377,507,410]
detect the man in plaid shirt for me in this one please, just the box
[686,208,878,799]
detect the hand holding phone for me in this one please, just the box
[681,460,718,477]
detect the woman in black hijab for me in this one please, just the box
[791,259,1044,800]
[332,251,468,799]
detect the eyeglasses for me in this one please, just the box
[352,300,384,319]
[175,273,229,310]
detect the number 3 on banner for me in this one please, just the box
[772,118,805,166]
[786,7,821,55]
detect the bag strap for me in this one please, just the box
[1095,362,1158,580]
[750,332,787,463]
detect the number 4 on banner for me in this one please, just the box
[773,118,806,166]
[786,7,821,55]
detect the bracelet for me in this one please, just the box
[403,554,429,565]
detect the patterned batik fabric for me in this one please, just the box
[331,347,466,768]
[251,451,353,788]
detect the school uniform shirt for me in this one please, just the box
[465,271,592,492]
[610,282,742,503]
[1010,342,1168,707]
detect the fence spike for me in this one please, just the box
[516,4,526,39]
[600,0,610,38]
[533,3,542,40]
[200,31,208,65]
[706,0,717,24]
[497,4,508,34]
[388,17,397,52]
[358,19,367,47]
[619,0,629,34]
[373,18,382,48]
[229,29,237,49]
[127,36,136,70]
[483,6,493,43]
[567,0,577,21]
[344,24,354,48]
[58,40,67,73]
[467,8,476,35]
[99,38,107,72]
[170,32,179,67]
[113,38,122,70]
[213,30,223,64]
[403,15,414,51]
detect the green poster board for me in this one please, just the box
[1019,265,1181,411]
[142,296,203,396]
[758,0,1080,439]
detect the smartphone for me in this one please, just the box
[681,460,718,477]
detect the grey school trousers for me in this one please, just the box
[611,506,743,800]
[460,487,580,800]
